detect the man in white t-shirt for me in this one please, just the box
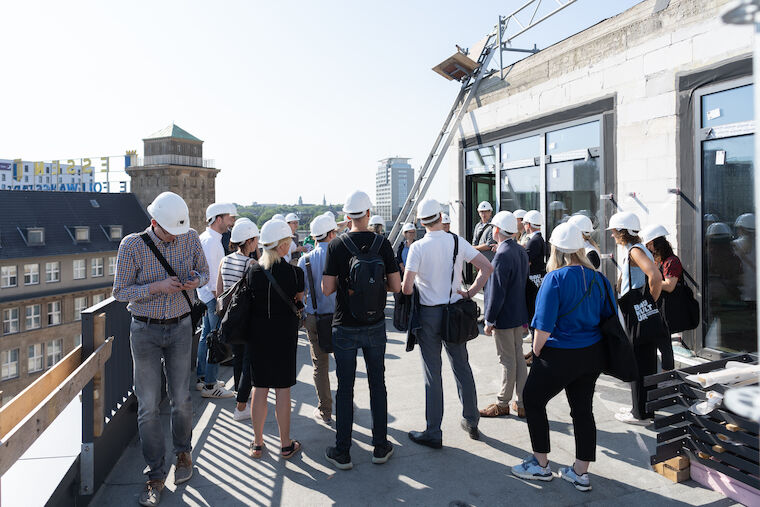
[402,199,493,448]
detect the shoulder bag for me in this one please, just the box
[598,274,639,381]
[218,263,255,346]
[262,266,304,320]
[441,232,480,344]
[617,249,670,347]
[659,275,700,334]
[305,256,334,353]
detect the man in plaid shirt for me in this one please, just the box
[113,192,208,507]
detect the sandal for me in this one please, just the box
[249,441,265,459]
[281,439,302,459]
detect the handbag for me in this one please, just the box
[262,267,304,320]
[206,326,233,364]
[617,250,670,347]
[393,292,411,332]
[140,233,207,332]
[305,257,334,354]
[218,270,253,346]
[598,274,639,382]
[659,277,700,333]
[441,232,480,344]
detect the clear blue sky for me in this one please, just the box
[1,0,642,206]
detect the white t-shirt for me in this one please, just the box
[284,239,297,263]
[405,230,479,306]
[197,227,225,303]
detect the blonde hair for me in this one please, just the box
[546,245,595,273]
[583,233,600,251]
[259,237,291,269]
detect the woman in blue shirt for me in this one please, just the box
[511,222,615,492]
[396,223,416,271]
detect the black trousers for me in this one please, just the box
[631,341,658,420]
[657,331,674,371]
[523,341,603,462]
[233,344,253,404]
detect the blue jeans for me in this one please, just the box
[130,316,193,480]
[332,321,388,454]
[416,305,479,440]
[196,298,219,385]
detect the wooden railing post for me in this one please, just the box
[92,313,106,438]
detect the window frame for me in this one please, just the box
[23,263,39,285]
[47,300,62,326]
[46,339,63,368]
[74,296,88,321]
[1,348,19,380]
[25,304,41,330]
[1,265,18,288]
[28,343,44,373]
[73,259,86,280]
[3,307,19,335]
[74,226,90,242]
[45,261,60,283]
[91,257,104,278]
[108,256,117,276]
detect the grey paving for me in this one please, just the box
[93,302,736,506]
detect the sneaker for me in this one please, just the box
[614,411,650,425]
[372,442,394,464]
[138,479,164,506]
[314,408,332,425]
[511,456,553,481]
[201,385,235,398]
[233,405,251,421]
[196,379,224,391]
[325,446,353,470]
[174,452,193,485]
[559,466,592,492]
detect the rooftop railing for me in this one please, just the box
[135,155,217,168]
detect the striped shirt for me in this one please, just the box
[112,226,209,319]
[220,252,253,291]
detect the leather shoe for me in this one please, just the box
[408,430,442,449]
[461,419,480,440]
[510,401,526,418]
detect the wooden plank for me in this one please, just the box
[0,338,113,477]
[92,313,106,438]
[0,346,82,439]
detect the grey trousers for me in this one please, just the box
[493,326,528,408]
[303,313,333,416]
[416,305,479,440]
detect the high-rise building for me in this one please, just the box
[375,157,414,225]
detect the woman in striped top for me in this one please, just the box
[216,218,260,421]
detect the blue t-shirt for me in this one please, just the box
[531,265,616,349]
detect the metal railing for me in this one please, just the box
[136,155,217,168]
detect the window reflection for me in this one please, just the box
[465,146,497,169]
[500,166,540,212]
[546,121,600,155]
[546,158,601,245]
[501,136,539,163]
[701,84,754,128]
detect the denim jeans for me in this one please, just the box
[130,316,193,480]
[332,321,388,454]
[196,298,219,384]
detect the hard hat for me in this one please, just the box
[230,219,260,243]
[369,215,385,226]
[310,214,338,238]
[402,223,416,233]
[147,192,190,235]
[703,213,719,223]
[323,211,336,219]
[549,200,566,211]
[491,211,518,234]
[513,209,527,219]
[206,202,231,222]
[343,190,373,218]
[259,219,293,249]
[640,224,669,244]
[418,199,442,224]
[735,213,755,230]
[607,211,640,233]
[477,201,493,212]
[441,213,451,224]
[568,214,594,234]
[523,210,543,226]
[271,213,286,222]
[224,203,238,217]
[285,212,299,223]
[550,222,585,253]
[706,222,732,241]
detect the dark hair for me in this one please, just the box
[422,215,442,226]
[618,230,641,245]
[651,236,674,263]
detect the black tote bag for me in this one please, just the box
[659,279,700,333]
[598,276,639,382]
[617,251,670,347]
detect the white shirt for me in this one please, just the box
[197,227,225,303]
[284,239,297,263]
[405,230,479,306]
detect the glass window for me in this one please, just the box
[48,301,61,326]
[1,266,17,288]
[46,339,62,367]
[110,226,122,240]
[546,158,602,244]
[465,146,497,169]
[46,261,60,283]
[24,264,39,285]
[91,258,104,277]
[75,334,82,347]
[500,166,540,213]
[27,228,44,245]
[500,136,540,165]
[75,227,89,242]
[546,121,600,155]
[108,256,117,276]
[73,259,86,279]
[28,343,44,373]
[3,308,19,334]
[25,304,40,330]
[701,84,754,128]
[1,349,19,380]
[74,296,87,321]
[92,294,105,305]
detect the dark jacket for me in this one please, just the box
[485,239,530,329]
[526,232,547,276]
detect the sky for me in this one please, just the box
[1,0,643,207]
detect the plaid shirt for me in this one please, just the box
[112,226,209,319]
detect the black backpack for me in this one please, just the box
[339,233,387,324]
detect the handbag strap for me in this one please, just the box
[447,231,459,305]
[626,245,652,297]
[262,266,301,317]
[304,255,318,313]
[600,271,617,314]
[557,267,596,319]
[140,232,193,310]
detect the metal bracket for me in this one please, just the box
[80,442,94,495]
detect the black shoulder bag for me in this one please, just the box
[598,274,639,382]
[305,256,334,353]
[441,232,480,344]
[262,267,304,320]
[140,233,207,332]
[659,271,700,334]
[617,249,670,347]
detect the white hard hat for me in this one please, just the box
[513,209,527,219]
[706,222,732,240]
[523,210,543,226]
[148,192,190,235]
[735,213,755,230]
[310,214,338,238]
[343,190,373,218]
[402,223,416,233]
[259,219,293,249]
[640,224,669,244]
[231,219,260,243]
[477,201,493,212]
[323,211,336,219]
[418,199,442,224]
[607,211,640,233]
[225,203,238,216]
[369,215,385,226]
[550,222,585,253]
[271,213,286,222]
[285,212,299,223]
[441,213,451,224]
[206,202,231,222]
[549,200,566,211]
[491,210,518,234]
[568,214,594,234]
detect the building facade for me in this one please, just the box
[0,191,149,402]
[447,0,755,359]
[375,157,415,225]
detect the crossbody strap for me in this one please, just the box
[262,267,301,317]
[140,233,193,310]
[305,256,318,313]
[557,267,595,320]
[447,231,459,304]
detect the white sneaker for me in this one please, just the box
[614,411,650,425]
[233,405,251,421]
[201,385,235,399]
[196,379,224,391]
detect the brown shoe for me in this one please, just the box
[510,401,526,418]
[525,351,533,367]
[174,452,193,485]
[479,403,510,417]
[138,479,164,506]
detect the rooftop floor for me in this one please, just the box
[92,309,737,506]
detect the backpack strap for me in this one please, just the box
[339,233,362,257]
[368,233,384,255]
[304,256,318,313]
